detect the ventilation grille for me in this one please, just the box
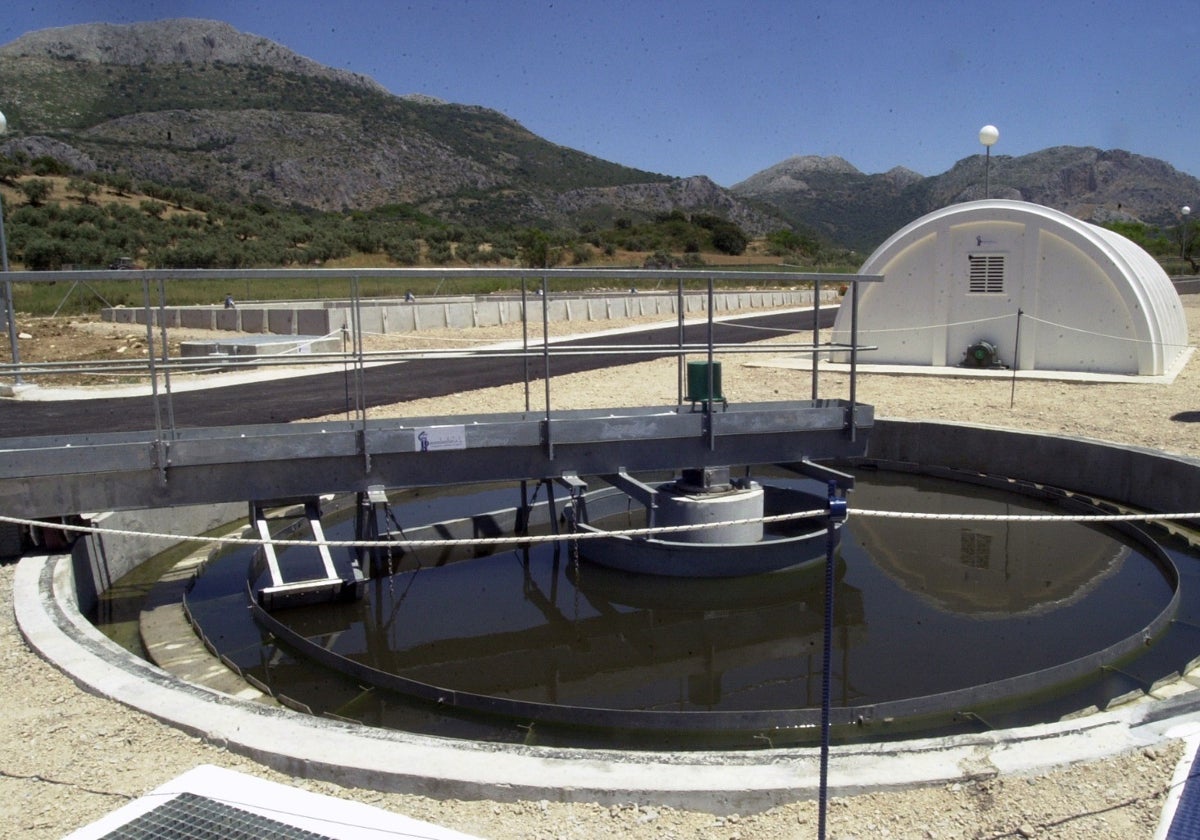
[968,254,1005,293]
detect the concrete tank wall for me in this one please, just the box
[864,419,1200,531]
[70,502,244,616]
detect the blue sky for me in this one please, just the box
[2,1,1198,189]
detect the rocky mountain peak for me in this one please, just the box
[881,166,924,187]
[0,18,386,93]
[775,155,861,175]
[731,155,862,194]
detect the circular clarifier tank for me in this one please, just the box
[166,464,1190,750]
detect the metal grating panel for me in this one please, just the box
[98,792,336,840]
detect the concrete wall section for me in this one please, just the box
[239,308,267,333]
[267,309,298,335]
[214,309,240,331]
[444,302,475,330]
[180,308,215,330]
[101,291,826,337]
[70,503,244,615]
[296,308,332,337]
[386,306,417,333]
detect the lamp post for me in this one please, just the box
[0,108,19,384]
[979,125,999,199]
[1183,205,1193,261]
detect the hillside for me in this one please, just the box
[733,149,1200,252]
[1,18,1196,256]
[0,19,782,234]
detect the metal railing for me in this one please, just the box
[0,267,880,441]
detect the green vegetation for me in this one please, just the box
[0,157,830,269]
[0,58,669,195]
[0,162,858,315]
[0,42,858,293]
[1101,219,1198,273]
[0,34,860,318]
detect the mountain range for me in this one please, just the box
[1,18,1197,253]
[734,149,1200,252]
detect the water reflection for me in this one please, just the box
[236,469,1169,716]
[850,473,1129,616]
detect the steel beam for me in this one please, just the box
[0,401,872,518]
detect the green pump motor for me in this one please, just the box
[963,340,1001,368]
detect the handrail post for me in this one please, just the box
[351,275,371,472]
[541,275,553,459]
[521,277,531,412]
[848,279,859,442]
[519,275,532,536]
[811,278,821,401]
[352,275,367,426]
[706,276,716,450]
[155,276,176,437]
[142,276,168,482]
[676,277,685,407]
[1009,308,1023,409]
[0,190,20,385]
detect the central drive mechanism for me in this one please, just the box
[655,467,764,544]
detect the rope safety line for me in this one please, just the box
[849,311,1194,352]
[8,506,1200,552]
[855,313,1014,335]
[1018,313,1196,350]
[721,322,813,335]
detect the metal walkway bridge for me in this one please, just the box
[0,268,878,520]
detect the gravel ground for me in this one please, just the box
[3,295,1200,838]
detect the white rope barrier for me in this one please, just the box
[723,322,808,335]
[275,330,343,353]
[7,504,1200,553]
[855,314,1013,335]
[852,508,1200,523]
[849,310,1195,353]
[3,510,826,550]
[1019,313,1195,350]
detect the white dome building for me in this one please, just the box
[831,200,1189,377]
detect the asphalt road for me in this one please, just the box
[0,309,835,437]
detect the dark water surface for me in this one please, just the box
[144,468,1193,746]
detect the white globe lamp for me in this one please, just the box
[979,125,999,199]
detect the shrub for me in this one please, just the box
[710,221,749,255]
